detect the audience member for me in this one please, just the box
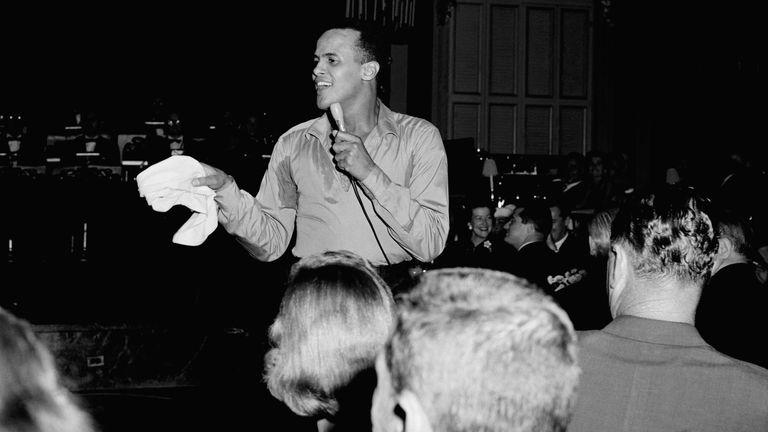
[264,250,396,432]
[547,199,609,330]
[569,185,768,432]
[490,203,516,240]
[432,198,502,270]
[500,199,560,292]
[583,150,619,211]
[713,145,768,266]
[546,198,589,265]
[607,151,632,195]
[554,152,589,211]
[585,208,617,257]
[371,267,580,432]
[0,307,97,432]
[142,108,206,165]
[696,209,768,368]
[1,112,45,166]
[59,109,120,165]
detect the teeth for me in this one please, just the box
[316,82,332,88]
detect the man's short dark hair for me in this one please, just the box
[519,200,553,235]
[715,209,755,257]
[327,18,387,64]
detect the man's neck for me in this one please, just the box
[343,92,379,140]
[517,236,544,251]
[713,254,749,275]
[550,231,568,248]
[618,279,701,325]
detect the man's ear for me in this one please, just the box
[712,237,732,273]
[397,390,432,432]
[361,61,380,81]
[717,237,732,259]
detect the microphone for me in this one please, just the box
[330,103,352,185]
[330,103,346,132]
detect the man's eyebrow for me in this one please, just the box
[316,51,339,59]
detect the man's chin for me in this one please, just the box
[316,95,332,110]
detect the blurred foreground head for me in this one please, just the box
[372,267,579,432]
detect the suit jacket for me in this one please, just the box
[503,240,559,293]
[553,231,590,271]
[697,262,768,368]
[569,315,768,432]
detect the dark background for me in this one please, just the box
[4,2,764,161]
[2,3,350,133]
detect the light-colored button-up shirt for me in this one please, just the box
[214,101,450,266]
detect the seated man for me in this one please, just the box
[372,267,580,432]
[549,201,610,330]
[500,199,560,292]
[696,209,768,369]
[569,186,768,432]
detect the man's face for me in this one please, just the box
[469,207,493,242]
[550,205,567,242]
[565,158,583,183]
[504,208,528,249]
[166,112,183,137]
[371,352,400,432]
[313,28,364,110]
[589,156,605,181]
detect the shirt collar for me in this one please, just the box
[306,99,398,143]
[518,239,544,251]
[563,180,582,192]
[602,315,710,347]
[553,232,568,251]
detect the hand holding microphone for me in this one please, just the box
[329,103,375,181]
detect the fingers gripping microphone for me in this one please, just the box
[330,103,345,132]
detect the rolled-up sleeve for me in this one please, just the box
[214,139,297,262]
[360,126,450,262]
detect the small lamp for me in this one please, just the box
[482,157,499,201]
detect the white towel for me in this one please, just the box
[136,155,217,246]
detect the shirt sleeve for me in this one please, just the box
[213,138,297,262]
[360,125,450,262]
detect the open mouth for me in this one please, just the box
[315,81,332,92]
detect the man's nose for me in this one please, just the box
[313,63,325,78]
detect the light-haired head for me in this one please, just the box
[375,267,579,432]
[610,186,718,284]
[265,250,396,418]
[0,308,96,432]
[587,208,618,257]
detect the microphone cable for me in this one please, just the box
[350,177,391,265]
[328,106,391,265]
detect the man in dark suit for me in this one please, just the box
[60,110,120,165]
[696,209,768,368]
[547,199,590,266]
[500,199,560,293]
[546,199,607,330]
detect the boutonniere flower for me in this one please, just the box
[547,268,588,292]
[483,240,492,252]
